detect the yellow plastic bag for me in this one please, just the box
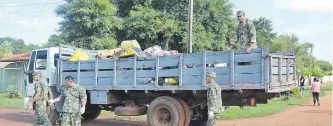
[120,48,139,57]
[69,49,89,61]
[165,78,178,85]
[120,40,141,50]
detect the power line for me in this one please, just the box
[0,2,64,8]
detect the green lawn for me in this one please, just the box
[219,84,332,120]
[0,94,24,109]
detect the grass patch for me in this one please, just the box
[0,94,24,109]
[219,84,332,120]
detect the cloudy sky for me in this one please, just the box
[0,0,332,62]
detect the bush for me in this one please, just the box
[7,85,21,98]
[291,87,300,96]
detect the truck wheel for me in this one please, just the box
[81,109,101,120]
[46,105,59,125]
[176,98,191,126]
[147,96,185,126]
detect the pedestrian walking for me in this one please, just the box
[300,76,305,98]
[311,78,322,106]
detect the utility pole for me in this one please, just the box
[187,0,193,53]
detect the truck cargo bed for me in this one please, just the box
[59,48,297,92]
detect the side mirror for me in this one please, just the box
[23,63,33,75]
[23,63,28,75]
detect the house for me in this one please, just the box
[0,52,30,93]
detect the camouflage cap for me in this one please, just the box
[206,72,216,78]
[236,10,245,16]
[32,71,41,76]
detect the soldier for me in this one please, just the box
[227,10,257,53]
[28,72,52,126]
[48,75,87,126]
[206,72,223,126]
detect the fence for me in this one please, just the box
[0,65,25,94]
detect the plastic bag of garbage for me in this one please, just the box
[120,40,141,50]
[69,49,89,61]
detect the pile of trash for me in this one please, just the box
[68,40,180,86]
[93,40,179,60]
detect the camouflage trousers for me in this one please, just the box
[206,113,220,126]
[60,112,81,126]
[33,106,52,126]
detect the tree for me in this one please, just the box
[252,17,276,50]
[0,42,13,58]
[117,0,235,52]
[56,0,122,49]
[0,37,39,54]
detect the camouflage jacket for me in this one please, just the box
[58,85,86,113]
[230,18,257,49]
[34,79,49,105]
[207,82,223,114]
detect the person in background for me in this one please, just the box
[300,76,305,98]
[311,78,322,106]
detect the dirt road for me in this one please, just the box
[0,92,331,126]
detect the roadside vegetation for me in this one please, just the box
[219,82,332,120]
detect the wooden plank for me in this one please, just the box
[159,69,179,77]
[98,60,114,69]
[271,58,295,66]
[207,67,229,75]
[183,57,203,65]
[234,64,261,74]
[98,77,113,86]
[136,60,156,68]
[234,73,261,84]
[117,70,134,78]
[62,71,113,78]
[234,53,262,64]
[80,61,95,70]
[206,55,229,64]
[137,70,155,77]
[62,62,78,71]
[271,67,294,75]
[182,75,202,85]
[159,58,179,67]
[116,77,133,85]
[80,77,95,86]
[117,60,134,69]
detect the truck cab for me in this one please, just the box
[23,47,73,109]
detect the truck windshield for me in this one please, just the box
[35,50,47,70]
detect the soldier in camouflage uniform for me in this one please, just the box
[29,72,52,126]
[48,75,87,126]
[206,72,222,126]
[227,10,257,53]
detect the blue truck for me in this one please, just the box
[23,44,297,126]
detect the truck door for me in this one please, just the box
[25,50,48,97]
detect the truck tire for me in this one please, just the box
[46,105,59,125]
[176,98,191,126]
[147,96,185,126]
[82,109,101,120]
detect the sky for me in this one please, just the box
[0,0,332,63]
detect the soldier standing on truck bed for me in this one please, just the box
[28,72,52,126]
[206,72,223,126]
[227,10,257,53]
[48,75,87,126]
